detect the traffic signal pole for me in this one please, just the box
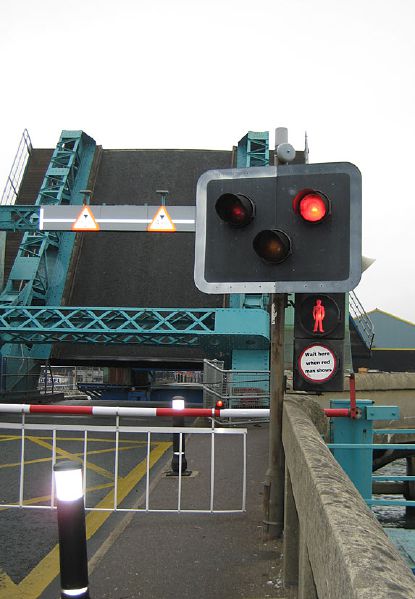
[193,126,362,539]
[263,292,286,539]
[263,128,291,539]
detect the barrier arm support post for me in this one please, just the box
[329,399,400,501]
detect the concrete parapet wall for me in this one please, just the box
[282,396,415,598]
[347,372,415,391]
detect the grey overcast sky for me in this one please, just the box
[1,0,414,322]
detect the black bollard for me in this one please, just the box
[53,461,90,599]
[169,396,191,476]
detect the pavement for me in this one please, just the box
[86,421,286,599]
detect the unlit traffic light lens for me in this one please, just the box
[253,229,291,263]
[215,193,255,227]
[294,190,330,223]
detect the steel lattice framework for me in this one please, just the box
[0,131,97,391]
[0,130,271,394]
[0,205,39,232]
[0,131,96,307]
[0,306,270,348]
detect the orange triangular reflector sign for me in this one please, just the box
[72,205,100,231]
[147,206,176,232]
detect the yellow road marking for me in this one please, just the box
[0,482,115,512]
[0,443,142,470]
[0,440,170,598]
[28,436,115,480]
[0,436,19,443]
[0,434,147,444]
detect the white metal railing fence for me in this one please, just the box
[37,365,104,395]
[152,370,203,384]
[203,359,270,409]
[0,360,104,396]
[1,129,32,206]
[0,409,247,514]
[349,290,375,349]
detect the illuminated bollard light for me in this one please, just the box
[170,396,190,475]
[53,461,90,599]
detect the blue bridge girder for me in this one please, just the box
[0,205,39,232]
[0,305,270,349]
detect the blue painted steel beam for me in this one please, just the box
[0,305,270,348]
[0,131,96,390]
[0,131,96,308]
[0,206,39,231]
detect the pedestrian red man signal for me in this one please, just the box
[312,298,326,333]
[293,293,346,392]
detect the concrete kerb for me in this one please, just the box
[282,397,415,598]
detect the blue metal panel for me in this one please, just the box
[330,399,400,503]
[231,350,269,371]
[330,399,374,500]
[366,405,400,420]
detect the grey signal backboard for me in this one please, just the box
[194,163,362,294]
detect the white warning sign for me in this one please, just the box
[298,343,337,383]
[147,206,176,232]
[72,205,100,231]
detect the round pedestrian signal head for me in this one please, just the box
[215,193,255,227]
[294,189,330,223]
[253,229,292,264]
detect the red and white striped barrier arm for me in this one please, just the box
[0,404,269,419]
[0,403,352,418]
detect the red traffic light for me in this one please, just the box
[253,229,291,263]
[294,189,330,223]
[215,193,255,227]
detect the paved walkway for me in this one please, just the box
[88,421,286,599]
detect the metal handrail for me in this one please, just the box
[1,129,32,206]
[349,290,375,349]
[330,426,415,508]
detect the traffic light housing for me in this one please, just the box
[194,163,362,294]
[293,293,346,392]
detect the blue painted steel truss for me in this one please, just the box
[0,129,271,393]
[236,131,269,167]
[0,306,269,349]
[0,131,96,389]
[0,131,96,307]
[0,206,39,232]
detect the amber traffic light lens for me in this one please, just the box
[215,193,255,227]
[294,189,330,223]
[253,229,292,263]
